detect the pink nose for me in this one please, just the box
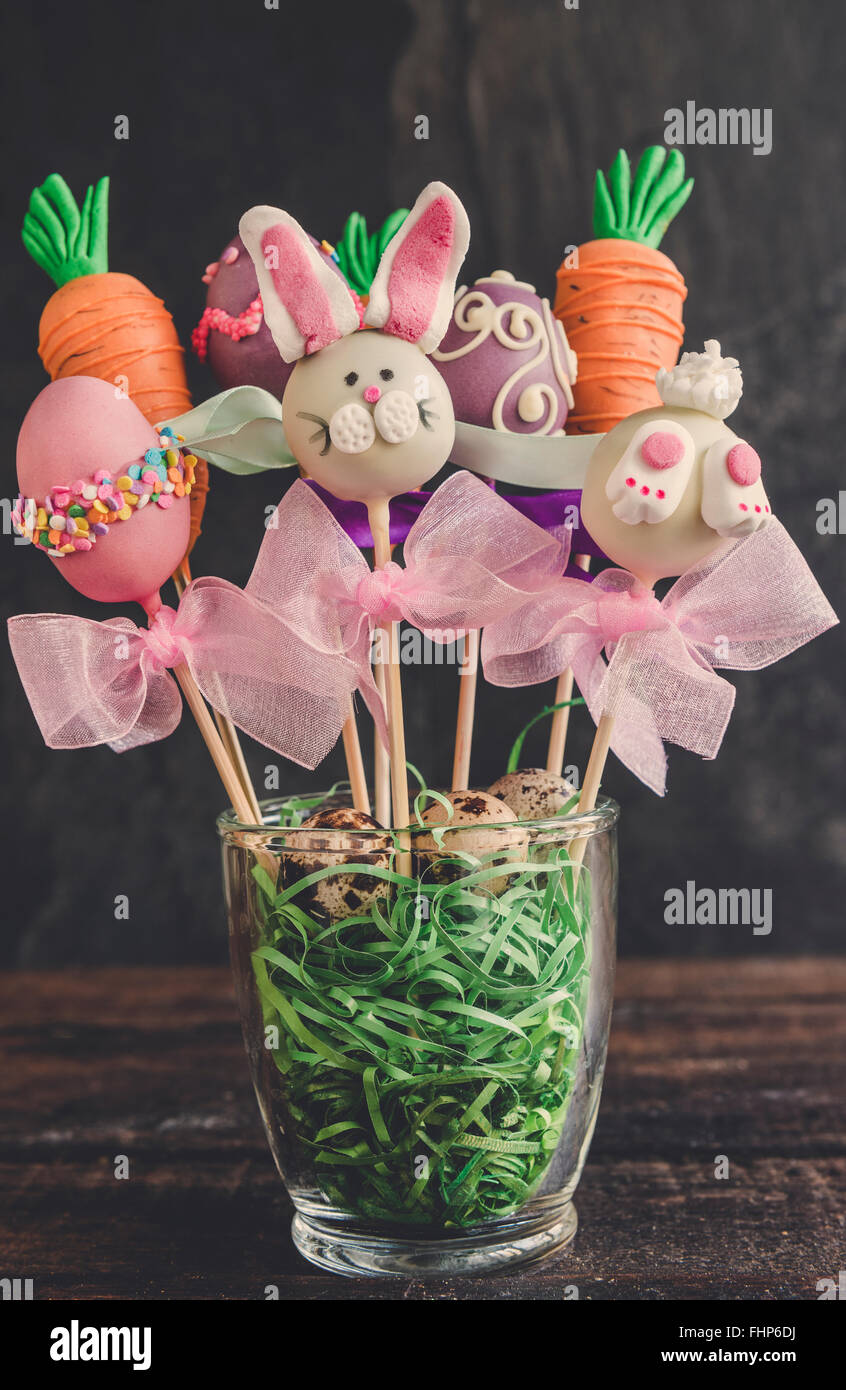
[363,385,381,404]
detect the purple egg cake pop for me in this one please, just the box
[431,270,578,436]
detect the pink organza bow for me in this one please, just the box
[246,471,566,736]
[483,519,838,794]
[7,577,364,767]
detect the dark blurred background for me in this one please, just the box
[1,0,843,965]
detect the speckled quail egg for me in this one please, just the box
[487,769,578,820]
[283,808,392,924]
[414,790,529,894]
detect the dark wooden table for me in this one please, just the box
[1,960,843,1301]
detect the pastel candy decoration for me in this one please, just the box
[16,377,190,607]
[432,271,577,435]
[581,340,772,585]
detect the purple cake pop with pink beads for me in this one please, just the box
[193,234,363,401]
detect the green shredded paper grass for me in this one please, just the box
[248,799,592,1229]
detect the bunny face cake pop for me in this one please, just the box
[239,182,470,503]
[13,376,192,608]
[580,341,770,585]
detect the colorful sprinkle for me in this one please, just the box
[10,442,194,556]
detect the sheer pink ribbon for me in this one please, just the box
[7,577,363,767]
[483,519,838,794]
[246,471,566,739]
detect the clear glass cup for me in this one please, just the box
[218,791,619,1277]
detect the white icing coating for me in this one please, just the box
[656,339,743,420]
[605,419,696,526]
[701,437,772,537]
[282,332,456,502]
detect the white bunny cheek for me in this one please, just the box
[605,421,696,526]
[328,403,377,455]
[374,390,420,445]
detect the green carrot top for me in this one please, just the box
[593,146,693,250]
[334,206,409,296]
[22,173,110,288]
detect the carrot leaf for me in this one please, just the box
[335,207,409,296]
[592,145,693,248]
[22,173,110,287]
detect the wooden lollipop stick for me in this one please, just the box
[546,552,592,776]
[215,712,263,824]
[372,539,394,827]
[570,713,615,869]
[373,660,391,826]
[171,567,262,822]
[172,663,282,884]
[368,500,411,875]
[451,628,479,790]
[172,661,259,827]
[342,700,371,815]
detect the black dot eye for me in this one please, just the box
[344,371,359,386]
[379,368,394,381]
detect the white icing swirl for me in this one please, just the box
[432,280,575,434]
[656,339,743,420]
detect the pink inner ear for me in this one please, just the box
[262,225,342,355]
[384,196,455,344]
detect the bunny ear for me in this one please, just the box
[239,205,360,363]
[364,182,470,353]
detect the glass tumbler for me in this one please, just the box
[219,792,619,1277]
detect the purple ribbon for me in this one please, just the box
[307,481,604,579]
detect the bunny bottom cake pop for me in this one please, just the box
[579,341,770,586]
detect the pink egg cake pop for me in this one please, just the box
[10,376,365,827]
[14,377,193,612]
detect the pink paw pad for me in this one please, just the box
[625,477,636,488]
[641,431,686,470]
[726,442,761,487]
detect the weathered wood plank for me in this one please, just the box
[0,961,843,1298]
